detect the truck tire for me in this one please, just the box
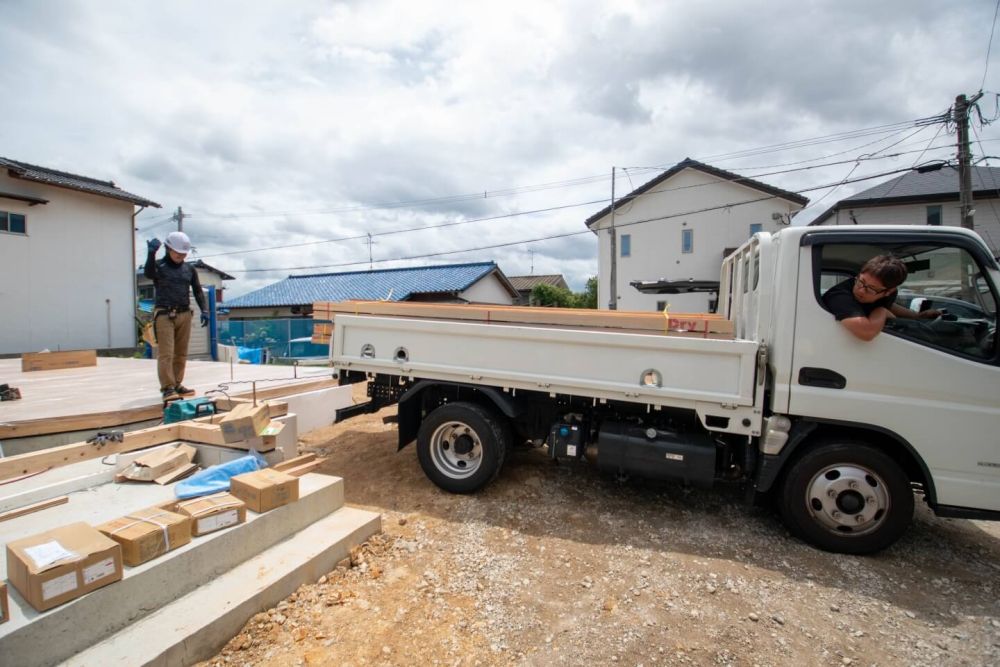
[416,402,509,493]
[778,440,914,555]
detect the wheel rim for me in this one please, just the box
[429,420,483,480]
[805,463,891,536]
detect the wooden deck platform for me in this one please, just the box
[0,358,335,439]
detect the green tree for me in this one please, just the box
[530,276,599,309]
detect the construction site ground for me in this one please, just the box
[200,391,1000,667]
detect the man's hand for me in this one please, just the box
[147,238,162,253]
[917,309,943,319]
[200,312,209,327]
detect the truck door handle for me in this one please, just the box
[798,367,846,389]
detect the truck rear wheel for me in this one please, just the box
[778,440,914,554]
[416,402,509,493]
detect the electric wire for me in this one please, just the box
[221,164,929,275]
[983,0,1000,92]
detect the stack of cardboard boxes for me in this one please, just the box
[3,464,300,614]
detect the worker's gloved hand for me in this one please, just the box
[200,312,209,328]
[147,238,162,252]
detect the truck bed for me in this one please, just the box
[331,314,762,434]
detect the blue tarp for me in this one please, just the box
[237,346,265,364]
[174,452,266,499]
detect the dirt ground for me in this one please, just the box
[200,397,1000,667]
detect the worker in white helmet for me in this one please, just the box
[144,231,209,402]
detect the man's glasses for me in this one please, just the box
[855,275,890,296]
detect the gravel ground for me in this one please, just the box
[199,399,1000,667]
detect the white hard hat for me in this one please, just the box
[164,231,192,254]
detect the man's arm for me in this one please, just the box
[838,307,892,341]
[889,303,941,320]
[190,269,209,314]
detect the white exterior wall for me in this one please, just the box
[459,274,515,304]
[0,176,139,354]
[591,169,803,313]
[815,198,1000,256]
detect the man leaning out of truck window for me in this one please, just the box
[822,255,941,341]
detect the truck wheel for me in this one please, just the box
[416,402,509,493]
[778,441,914,555]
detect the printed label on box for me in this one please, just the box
[42,572,78,601]
[24,541,78,570]
[83,557,117,585]
[197,509,240,534]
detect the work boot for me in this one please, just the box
[175,384,196,397]
[162,387,181,403]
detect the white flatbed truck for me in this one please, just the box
[329,225,1000,554]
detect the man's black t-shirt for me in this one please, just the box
[822,278,896,321]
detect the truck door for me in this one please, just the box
[788,231,1000,512]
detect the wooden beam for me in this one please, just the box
[0,406,163,440]
[279,458,326,477]
[21,350,97,372]
[0,496,68,523]
[0,424,181,482]
[273,453,317,472]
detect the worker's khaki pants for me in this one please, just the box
[154,310,192,391]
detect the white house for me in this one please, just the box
[585,158,808,312]
[0,157,160,355]
[808,165,1000,257]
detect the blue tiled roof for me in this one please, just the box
[224,262,504,308]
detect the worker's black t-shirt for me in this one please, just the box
[822,278,897,321]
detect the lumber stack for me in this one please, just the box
[311,300,733,344]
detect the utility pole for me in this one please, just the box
[955,92,984,230]
[608,167,617,310]
[364,232,377,270]
[172,206,186,232]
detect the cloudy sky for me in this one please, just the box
[2,0,998,296]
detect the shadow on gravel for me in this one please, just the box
[308,420,1000,627]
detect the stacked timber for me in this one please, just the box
[311,301,733,345]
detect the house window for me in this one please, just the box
[926,205,942,226]
[749,223,763,237]
[0,211,27,234]
[138,285,155,300]
[681,228,693,253]
[620,234,631,257]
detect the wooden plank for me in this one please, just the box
[0,405,163,440]
[313,300,733,337]
[280,458,325,477]
[0,424,181,482]
[0,496,69,523]
[21,350,98,372]
[273,453,317,472]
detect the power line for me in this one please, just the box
[221,164,929,275]
[196,198,609,259]
[197,144,960,262]
[984,0,1000,91]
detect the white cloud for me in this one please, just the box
[1,0,997,297]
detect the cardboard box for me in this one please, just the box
[5,522,123,612]
[229,468,299,513]
[97,507,192,566]
[0,582,8,624]
[174,492,247,536]
[116,444,197,483]
[219,403,271,443]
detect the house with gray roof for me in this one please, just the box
[507,274,570,305]
[809,165,1000,257]
[586,158,808,313]
[0,156,160,355]
[223,261,519,319]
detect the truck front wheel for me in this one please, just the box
[416,402,509,493]
[778,441,914,554]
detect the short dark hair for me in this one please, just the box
[860,255,907,289]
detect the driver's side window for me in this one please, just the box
[819,243,998,361]
[887,245,997,360]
